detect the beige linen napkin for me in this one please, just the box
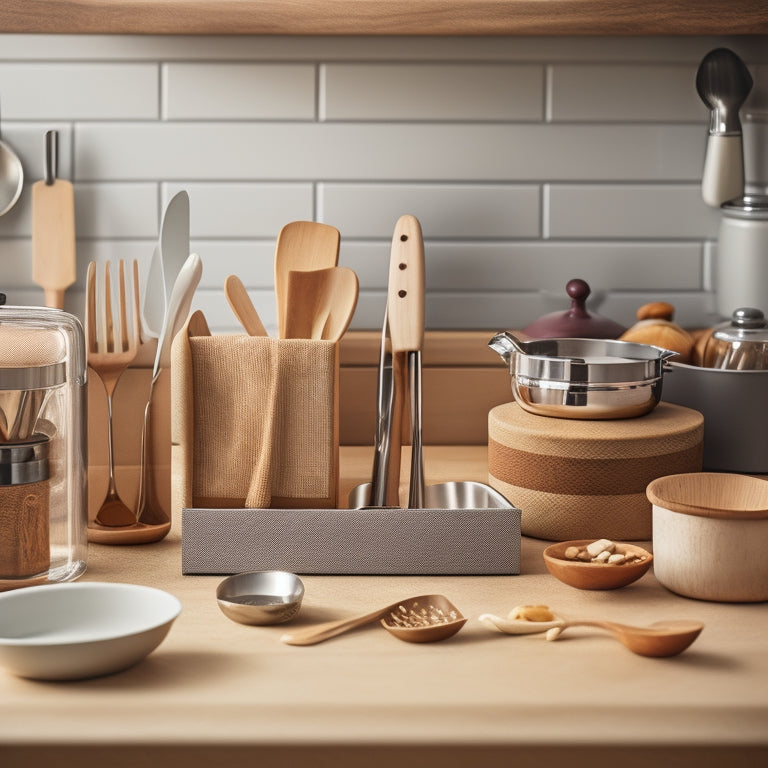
[172,311,338,510]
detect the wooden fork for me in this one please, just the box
[86,260,140,527]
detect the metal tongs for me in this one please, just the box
[387,214,426,508]
[349,214,516,513]
[349,214,425,509]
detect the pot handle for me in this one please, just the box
[488,331,527,365]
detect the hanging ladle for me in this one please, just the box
[696,47,754,208]
[0,98,24,217]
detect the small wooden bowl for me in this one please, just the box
[543,540,653,590]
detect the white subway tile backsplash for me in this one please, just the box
[190,241,276,289]
[0,240,31,285]
[164,63,316,120]
[340,240,704,291]
[549,65,706,122]
[321,63,543,121]
[163,182,313,237]
[1,33,765,334]
[0,63,158,120]
[320,184,540,238]
[75,183,159,239]
[74,123,706,182]
[547,184,721,239]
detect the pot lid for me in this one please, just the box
[713,306,768,342]
[522,279,627,340]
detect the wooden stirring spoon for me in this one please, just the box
[274,221,340,338]
[281,594,465,646]
[224,275,268,336]
[284,266,359,341]
[545,619,704,657]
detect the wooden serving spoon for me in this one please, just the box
[274,220,340,339]
[284,266,358,341]
[224,274,268,336]
[281,594,465,646]
[545,619,704,657]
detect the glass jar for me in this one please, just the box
[0,303,87,589]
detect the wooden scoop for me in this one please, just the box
[274,221,340,338]
[284,266,358,341]
[32,131,75,309]
[546,619,704,657]
[281,594,465,646]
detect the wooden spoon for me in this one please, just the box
[284,266,358,341]
[280,594,465,646]
[545,619,704,657]
[274,220,340,338]
[224,274,268,336]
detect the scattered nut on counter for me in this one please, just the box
[510,604,556,622]
[563,539,647,566]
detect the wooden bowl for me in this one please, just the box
[542,540,653,590]
[647,472,768,602]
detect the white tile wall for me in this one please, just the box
[0,33,766,333]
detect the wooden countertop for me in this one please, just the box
[0,0,766,36]
[2,445,767,768]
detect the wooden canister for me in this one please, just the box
[488,402,704,541]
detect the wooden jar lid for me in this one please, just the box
[488,402,704,541]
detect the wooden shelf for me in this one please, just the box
[1,0,766,36]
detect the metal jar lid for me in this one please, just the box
[0,361,66,391]
[721,194,768,220]
[0,434,50,485]
[705,307,768,370]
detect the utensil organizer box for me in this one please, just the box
[181,505,521,575]
[488,401,704,541]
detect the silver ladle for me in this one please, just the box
[0,99,24,217]
[696,47,754,208]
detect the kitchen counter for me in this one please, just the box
[0,0,766,35]
[1,445,767,768]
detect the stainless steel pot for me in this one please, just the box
[488,332,676,420]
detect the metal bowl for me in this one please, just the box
[489,332,676,419]
[216,571,304,626]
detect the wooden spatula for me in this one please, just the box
[284,266,358,341]
[274,221,340,338]
[32,130,75,309]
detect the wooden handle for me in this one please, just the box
[387,214,425,354]
[224,274,268,336]
[280,606,390,646]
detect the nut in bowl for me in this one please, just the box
[543,539,653,590]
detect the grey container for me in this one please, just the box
[662,361,768,473]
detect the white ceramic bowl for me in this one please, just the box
[647,472,768,603]
[0,582,181,680]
